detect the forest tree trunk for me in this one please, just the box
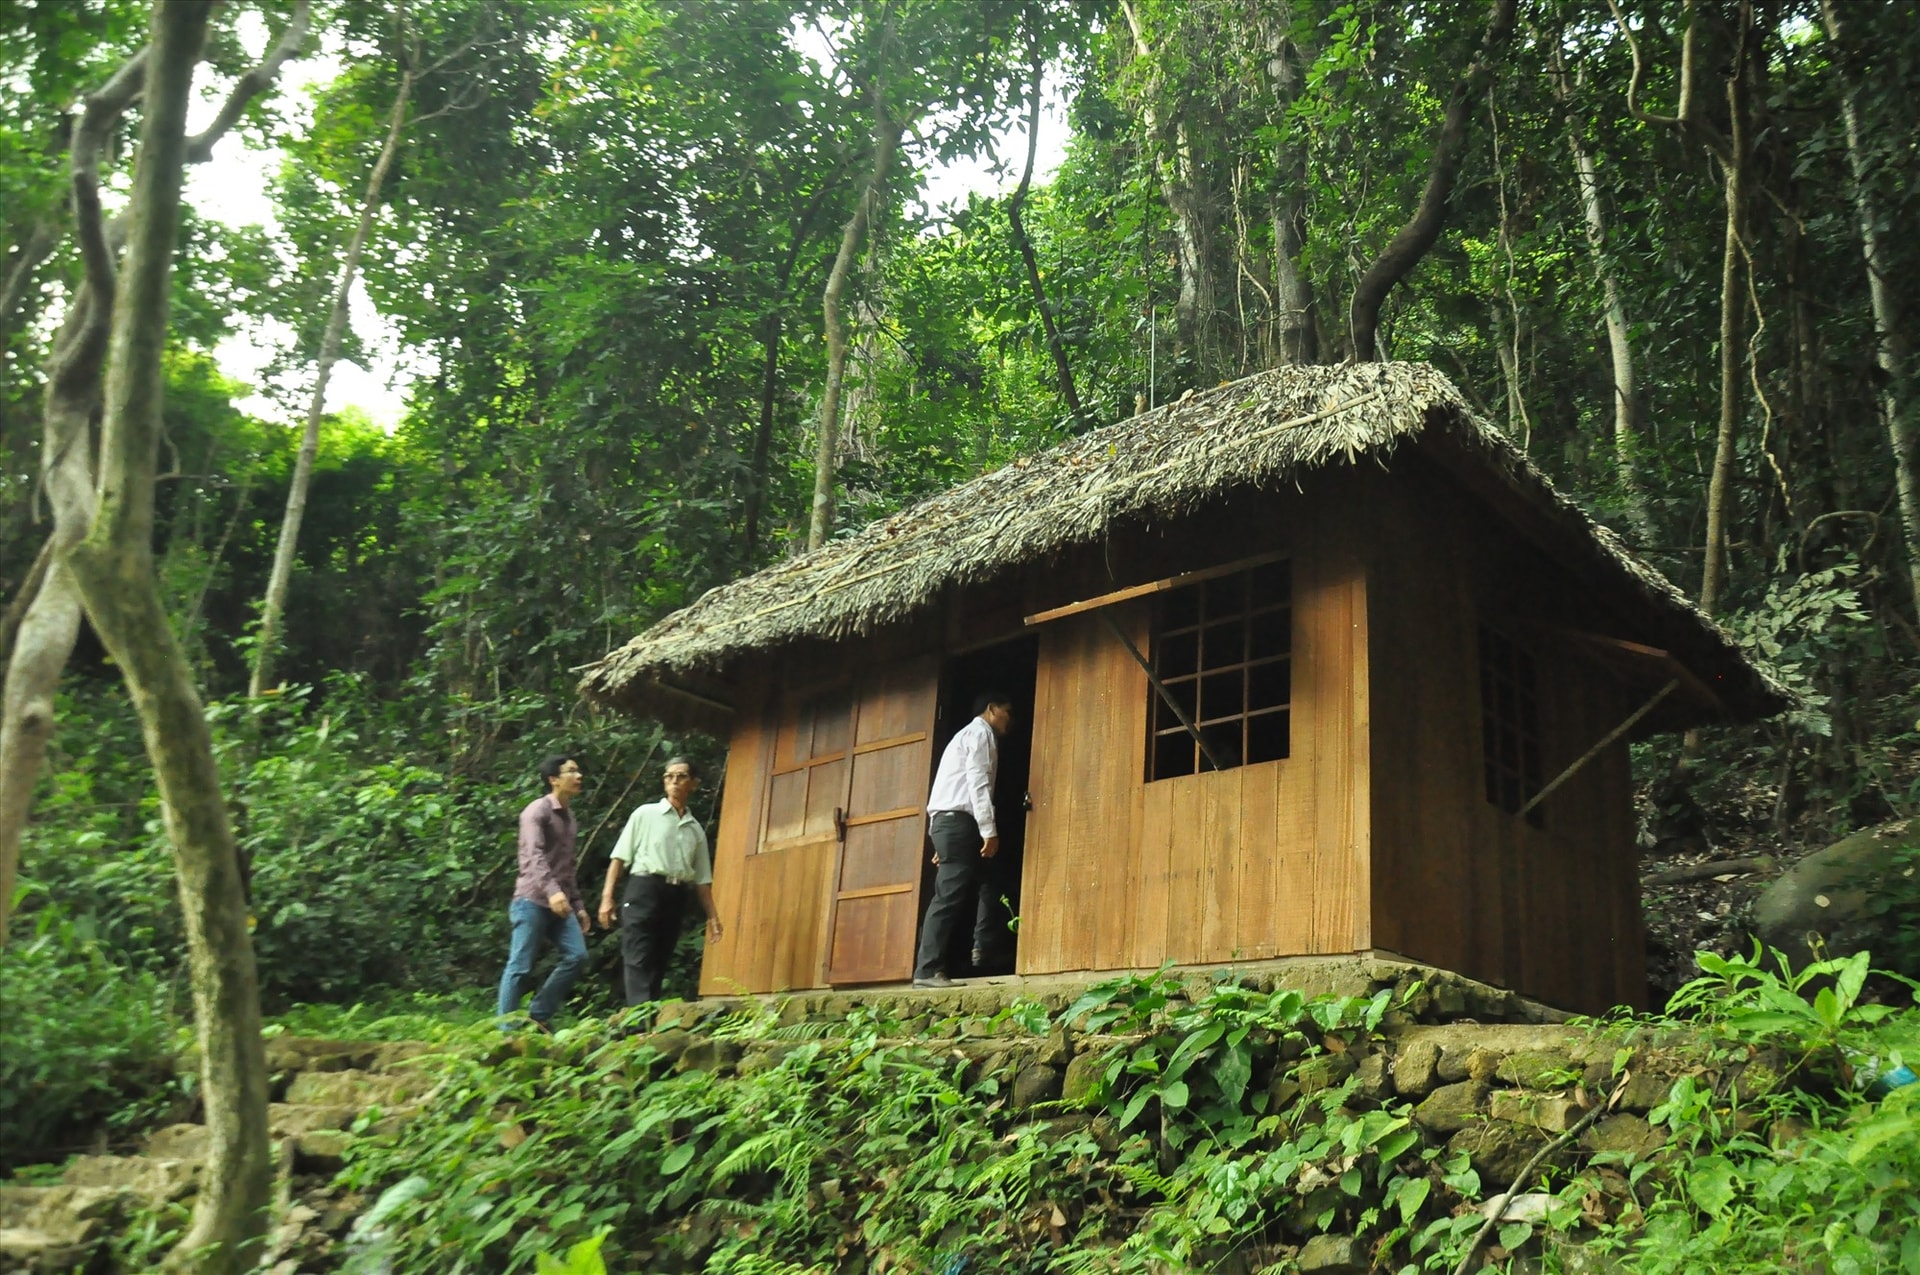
[0,4,306,941]
[808,88,902,551]
[57,6,273,1268]
[0,49,142,939]
[251,63,412,696]
[1821,0,1920,616]
[1571,132,1652,543]
[1118,0,1220,380]
[1699,48,1749,617]
[1552,46,1654,544]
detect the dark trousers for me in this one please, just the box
[913,813,999,980]
[620,874,691,1006]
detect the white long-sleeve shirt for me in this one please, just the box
[926,715,999,838]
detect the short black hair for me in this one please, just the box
[972,690,1013,718]
[538,755,576,789]
[663,755,700,780]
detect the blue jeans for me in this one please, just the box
[497,897,588,1025]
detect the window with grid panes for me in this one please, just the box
[760,687,853,851]
[1145,559,1292,780]
[1479,626,1545,827]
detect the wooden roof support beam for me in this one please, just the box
[1024,550,1289,627]
[1518,678,1678,821]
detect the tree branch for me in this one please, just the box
[1604,0,1730,161]
[72,48,149,305]
[183,0,313,166]
[1007,31,1082,425]
[1348,0,1518,360]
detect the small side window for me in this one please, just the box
[1479,626,1544,827]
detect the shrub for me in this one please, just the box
[0,895,183,1170]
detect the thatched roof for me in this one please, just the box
[580,362,1791,731]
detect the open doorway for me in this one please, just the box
[922,634,1039,978]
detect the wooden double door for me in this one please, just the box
[761,656,938,985]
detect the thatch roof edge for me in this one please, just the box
[579,362,1790,730]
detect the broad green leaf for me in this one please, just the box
[1687,1156,1739,1216]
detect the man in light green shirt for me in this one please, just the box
[597,757,723,1005]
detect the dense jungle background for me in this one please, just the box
[2,0,1918,1263]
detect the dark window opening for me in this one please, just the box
[1146,559,1292,781]
[1479,626,1545,827]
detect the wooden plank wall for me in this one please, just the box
[1365,464,1646,1012]
[1019,479,1372,973]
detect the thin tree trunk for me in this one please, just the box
[1549,43,1653,542]
[57,6,271,1270]
[1571,132,1651,540]
[1822,0,1920,616]
[808,88,902,551]
[1007,41,1082,425]
[0,539,53,671]
[742,311,785,558]
[1699,41,1749,617]
[1118,0,1218,379]
[742,183,833,561]
[0,562,82,937]
[251,62,412,696]
[1349,0,1518,361]
[1271,189,1314,365]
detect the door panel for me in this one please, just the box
[838,818,925,893]
[824,655,939,984]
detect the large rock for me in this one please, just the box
[283,1068,424,1110]
[1449,1121,1557,1182]
[1391,1038,1441,1097]
[1011,1063,1063,1109]
[1297,1233,1368,1273]
[1580,1113,1667,1162]
[1062,1052,1109,1105]
[144,1123,210,1162]
[1412,1081,1488,1134]
[60,1154,198,1202]
[1752,820,1916,969]
[0,1184,132,1273]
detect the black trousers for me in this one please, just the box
[913,812,999,980]
[619,873,691,1006]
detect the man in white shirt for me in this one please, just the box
[913,691,1013,989]
[597,757,724,1005]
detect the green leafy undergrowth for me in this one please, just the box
[333,957,1920,1275]
[339,975,1473,1274]
[1587,947,1920,1274]
[0,893,186,1171]
[269,990,492,1042]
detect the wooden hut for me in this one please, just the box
[580,363,1787,1013]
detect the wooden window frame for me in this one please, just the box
[1144,558,1293,782]
[1479,625,1546,827]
